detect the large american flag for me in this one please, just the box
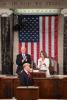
[18,15,58,64]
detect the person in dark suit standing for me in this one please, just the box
[19,62,33,86]
[16,47,32,75]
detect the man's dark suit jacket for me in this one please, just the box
[16,54,32,75]
[19,70,33,86]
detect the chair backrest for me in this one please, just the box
[49,58,59,75]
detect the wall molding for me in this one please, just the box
[0,0,67,9]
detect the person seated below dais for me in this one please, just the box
[19,61,33,86]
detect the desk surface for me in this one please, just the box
[37,99,66,100]
[0,99,16,100]
[0,74,67,79]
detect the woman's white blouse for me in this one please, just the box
[37,58,50,76]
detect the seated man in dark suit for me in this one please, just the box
[19,62,33,86]
[16,47,32,75]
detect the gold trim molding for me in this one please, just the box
[0,0,67,9]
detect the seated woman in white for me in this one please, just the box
[37,51,50,77]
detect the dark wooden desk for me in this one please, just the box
[32,70,46,78]
[0,71,46,98]
[0,77,2,98]
[34,75,67,99]
[0,74,67,99]
[1,77,13,98]
[0,75,17,99]
[16,86,39,100]
[34,78,60,99]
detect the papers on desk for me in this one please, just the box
[17,86,39,89]
[32,70,39,73]
[0,74,17,79]
[32,69,46,73]
[39,66,47,71]
[0,75,6,77]
[51,75,67,79]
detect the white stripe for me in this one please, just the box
[34,43,37,64]
[22,42,25,47]
[13,31,19,75]
[39,17,42,52]
[51,16,55,57]
[28,43,31,55]
[45,16,48,56]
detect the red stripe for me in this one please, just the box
[31,42,34,61]
[54,16,58,61]
[25,42,28,54]
[19,42,22,54]
[42,16,45,52]
[48,16,51,57]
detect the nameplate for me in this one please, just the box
[17,86,39,89]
